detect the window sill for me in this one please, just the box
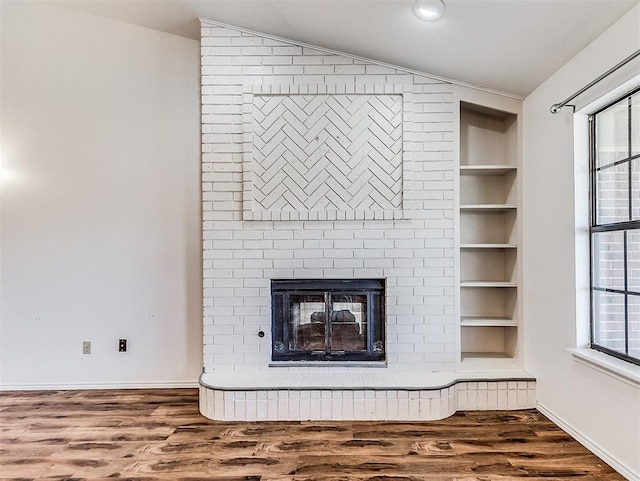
[568,348,640,388]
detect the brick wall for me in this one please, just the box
[201,21,456,374]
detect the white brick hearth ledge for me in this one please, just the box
[199,371,536,421]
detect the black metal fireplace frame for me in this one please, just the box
[271,279,386,362]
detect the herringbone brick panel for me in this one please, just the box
[251,94,403,212]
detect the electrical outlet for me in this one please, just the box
[82,341,91,355]
[118,339,127,352]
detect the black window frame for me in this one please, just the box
[590,86,640,366]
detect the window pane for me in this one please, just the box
[597,100,628,167]
[593,231,625,290]
[593,290,626,354]
[596,162,629,224]
[331,294,367,351]
[632,93,640,156]
[628,231,640,292]
[629,294,640,360]
[290,295,326,351]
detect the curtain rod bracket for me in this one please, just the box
[550,103,575,114]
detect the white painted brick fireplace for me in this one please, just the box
[199,19,536,421]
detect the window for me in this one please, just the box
[590,87,640,365]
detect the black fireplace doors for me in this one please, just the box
[271,279,385,362]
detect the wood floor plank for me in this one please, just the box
[0,389,624,480]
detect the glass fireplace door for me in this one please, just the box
[289,294,327,352]
[272,279,385,362]
[330,293,368,352]
[287,292,368,355]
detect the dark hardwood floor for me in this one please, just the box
[0,388,623,480]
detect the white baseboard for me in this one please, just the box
[0,380,199,391]
[537,402,639,481]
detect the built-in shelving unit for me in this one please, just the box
[458,99,521,369]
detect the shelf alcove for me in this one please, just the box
[458,99,521,368]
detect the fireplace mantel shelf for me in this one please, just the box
[200,370,534,392]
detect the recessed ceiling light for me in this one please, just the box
[413,0,445,21]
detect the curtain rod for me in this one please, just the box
[550,49,640,114]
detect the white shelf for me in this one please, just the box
[461,325,518,360]
[461,248,517,284]
[458,355,520,371]
[461,316,517,327]
[460,171,517,205]
[461,287,517,319]
[460,209,517,245]
[461,281,517,288]
[460,165,517,175]
[462,351,512,360]
[461,244,517,249]
[460,204,517,211]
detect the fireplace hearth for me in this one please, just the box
[271,279,385,362]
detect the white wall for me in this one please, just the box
[0,2,202,388]
[524,5,640,477]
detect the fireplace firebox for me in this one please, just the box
[271,279,385,362]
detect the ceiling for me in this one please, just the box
[52,0,639,97]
